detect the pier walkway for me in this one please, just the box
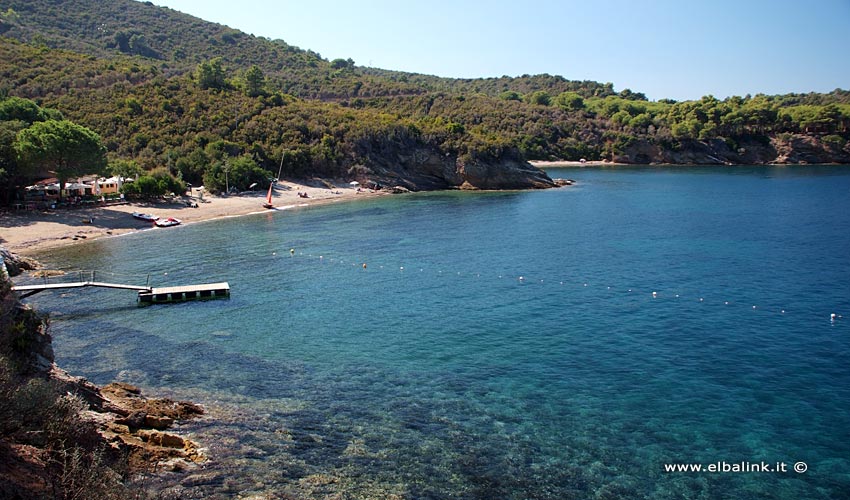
[11,270,229,304]
[11,280,151,298]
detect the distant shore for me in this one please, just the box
[0,180,387,255]
[530,160,628,167]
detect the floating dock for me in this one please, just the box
[12,270,230,305]
[137,282,230,304]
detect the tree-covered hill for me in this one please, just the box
[1,0,849,201]
[0,37,557,195]
[0,0,621,102]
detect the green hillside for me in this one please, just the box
[0,0,620,101]
[1,0,849,201]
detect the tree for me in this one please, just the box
[121,168,185,199]
[554,91,585,111]
[244,65,266,97]
[0,8,19,35]
[175,148,209,186]
[618,88,647,101]
[196,58,228,90]
[129,34,157,58]
[202,155,270,193]
[150,166,186,195]
[113,30,131,52]
[108,159,143,180]
[0,97,52,123]
[330,58,349,70]
[0,122,21,205]
[15,120,107,201]
[525,91,551,106]
[0,98,64,205]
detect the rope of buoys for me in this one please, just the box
[274,249,844,323]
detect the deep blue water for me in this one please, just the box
[25,165,850,499]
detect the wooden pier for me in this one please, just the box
[12,281,151,299]
[11,271,229,305]
[138,282,230,304]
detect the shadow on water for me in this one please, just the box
[54,313,624,499]
[53,312,840,500]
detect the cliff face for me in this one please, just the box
[350,134,556,190]
[612,134,850,165]
[456,156,557,190]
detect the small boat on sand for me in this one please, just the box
[132,212,159,221]
[155,217,181,227]
[262,181,275,209]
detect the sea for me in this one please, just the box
[24,165,850,499]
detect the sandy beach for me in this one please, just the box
[0,180,386,255]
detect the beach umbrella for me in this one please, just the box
[349,181,360,186]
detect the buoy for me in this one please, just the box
[400,266,404,271]
[290,248,295,255]
[362,263,367,269]
[831,313,837,321]
[519,276,525,281]
[652,291,657,297]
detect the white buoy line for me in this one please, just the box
[279,249,844,324]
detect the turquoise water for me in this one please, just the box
[27,165,850,499]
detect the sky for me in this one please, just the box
[148,0,849,101]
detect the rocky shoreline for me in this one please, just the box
[1,247,206,498]
[607,133,849,165]
[529,134,850,166]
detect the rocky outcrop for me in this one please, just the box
[350,132,556,190]
[456,156,556,190]
[1,247,40,278]
[47,371,206,470]
[1,251,205,497]
[97,381,205,470]
[357,150,556,191]
[611,133,850,165]
[770,134,850,164]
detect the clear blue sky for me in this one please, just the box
[148,0,849,101]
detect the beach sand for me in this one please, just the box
[0,180,386,255]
